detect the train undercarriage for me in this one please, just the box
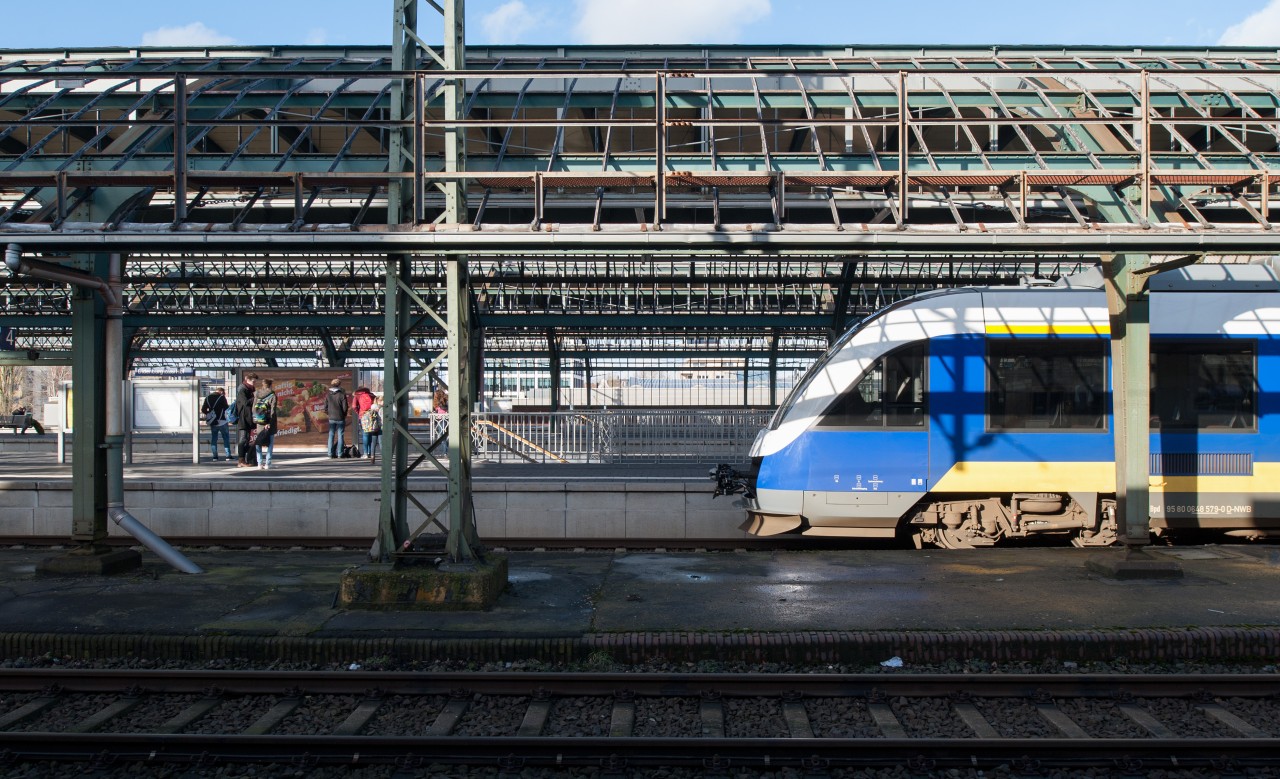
[908,492,1118,549]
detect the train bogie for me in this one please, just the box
[718,263,1280,549]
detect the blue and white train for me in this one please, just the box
[718,262,1280,548]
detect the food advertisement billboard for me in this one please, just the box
[237,369,354,449]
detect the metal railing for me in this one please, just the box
[414,409,770,464]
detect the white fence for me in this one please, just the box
[413,409,771,464]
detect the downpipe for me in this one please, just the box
[7,245,204,574]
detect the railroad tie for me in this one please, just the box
[0,694,60,730]
[781,699,814,738]
[700,692,725,738]
[518,697,552,737]
[1035,703,1090,738]
[332,697,385,737]
[426,697,470,736]
[157,696,223,734]
[243,696,302,736]
[1117,703,1176,739]
[952,702,1001,739]
[609,694,635,737]
[867,703,907,739]
[1198,704,1270,738]
[68,696,142,734]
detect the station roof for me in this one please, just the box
[1,44,1276,368]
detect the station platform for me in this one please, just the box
[0,545,1276,666]
[0,452,742,542]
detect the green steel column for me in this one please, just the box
[374,255,411,559]
[374,0,419,561]
[446,252,480,562]
[69,255,108,543]
[548,329,561,413]
[443,0,480,563]
[1103,254,1152,548]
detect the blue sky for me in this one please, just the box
[1,0,1278,49]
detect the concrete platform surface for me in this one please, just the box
[0,451,711,483]
[0,545,1275,642]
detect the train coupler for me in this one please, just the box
[710,463,755,499]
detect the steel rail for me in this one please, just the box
[2,732,1277,770]
[0,668,1274,698]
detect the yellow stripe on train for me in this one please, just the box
[931,461,1280,493]
[985,324,1110,336]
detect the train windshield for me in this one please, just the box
[815,343,928,428]
[766,324,862,430]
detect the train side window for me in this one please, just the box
[987,339,1107,431]
[1151,341,1256,431]
[817,343,927,428]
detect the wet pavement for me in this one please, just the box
[0,545,1275,641]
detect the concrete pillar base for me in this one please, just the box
[38,545,142,576]
[1086,548,1183,580]
[338,555,508,610]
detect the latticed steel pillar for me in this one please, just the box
[375,0,480,564]
[1103,254,1153,550]
[70,255,109,543]
[1103,253,1202,552]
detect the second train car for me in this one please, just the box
[722,262,1280,549]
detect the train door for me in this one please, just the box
[1148,338,1261,530]
[926,334,986,490]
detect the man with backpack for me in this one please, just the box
[235,371,259,468]
[325,378,349,458]
[253,378,279,470]
[200,387,232,461]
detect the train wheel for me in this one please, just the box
[1071,500,1118,547]
[935,527,981,549]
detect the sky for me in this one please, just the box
[1,0,1280,50]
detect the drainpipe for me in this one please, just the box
[6,245,203,574]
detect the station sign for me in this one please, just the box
[0,327,15,351]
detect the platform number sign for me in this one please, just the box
[0,327,15,352]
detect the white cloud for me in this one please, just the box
[482,1,540,44]
[573,0,770,45]
[1220,1,1280,45]
[304,27,329,46]
[141,22,236,47]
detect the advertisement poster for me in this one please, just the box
[238,369,353,449]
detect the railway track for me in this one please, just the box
[0,669,1275,775]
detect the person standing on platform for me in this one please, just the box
[235,371,259,468]
[361,394,382,463]
[350,385,375,458]
[433,387,448,454]
[253,378,279,470]
[325,378,349,458]
[201,387,232,461]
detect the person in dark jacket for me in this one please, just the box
[200,387,232,461]
[325,378,349,458]
[236,371,259,468]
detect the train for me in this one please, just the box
[714,262,1280,549]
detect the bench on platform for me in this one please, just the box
[0,414,36,433]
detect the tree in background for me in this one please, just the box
[0,366,70,416]
[0,365,25,412]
